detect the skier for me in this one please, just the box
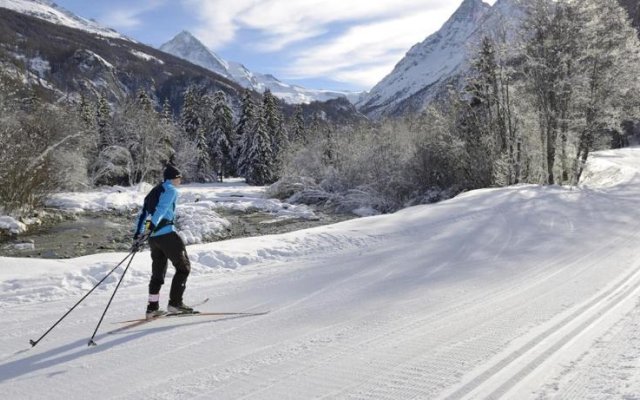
[133,164,193,319]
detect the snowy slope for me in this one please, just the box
[358,0,524,118]
[357,0,490,117]
[3,147,640,398]
[160,31,362,105]
[0,0,129,40]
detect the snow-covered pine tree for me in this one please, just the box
[462,36,502,187]
[194,125,212,182]
[78,94,98,163]
[262,89,287,179]
[322,125,336,167]
[161,98,173,124]
[236,89,258,177]
[78,95,95,131]
[181,87,200,141]
[209,90,234,181]
[137,89,153,113]
[291,104,306,144]
[465,33,522,186]
[245,108,274,185]
[96,93,111,151]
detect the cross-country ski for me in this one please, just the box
[109,311,270,335]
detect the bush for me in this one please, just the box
[0,94,88,214]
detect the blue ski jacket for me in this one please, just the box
[134,180,179,238]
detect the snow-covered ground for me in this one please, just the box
[2,149,640,399]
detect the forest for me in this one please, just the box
[1,0,638,215]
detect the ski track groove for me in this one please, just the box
[437,243,640,399]
[535,300,640,399]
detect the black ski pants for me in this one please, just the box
[148,232,190,305]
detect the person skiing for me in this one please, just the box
[133,163,193,319]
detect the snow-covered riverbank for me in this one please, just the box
[1,179,336,258]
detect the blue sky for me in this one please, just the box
[52,0,496,91]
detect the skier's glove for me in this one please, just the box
[131,232,148,251]
[144,221,156,234]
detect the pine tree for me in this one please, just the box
[181,87,200,141]
[209,90,234,180]
[137,89,153,112]
[161,98,173,123]
[78,95,95,131]
[96,93,111,151]
[291,105,306,144]
[159,100,176,163]
[236,89,257,176]
[194,126,211,182]
[244,110,274,185]
[78,94,99,170]
[262,90,287,178]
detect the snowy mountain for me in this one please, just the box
[0,6,364,126]
[159,31,230,79]
[358,0,524,118]
[0,5,245,112]
[0,0,128,40]
[3,146,640,398]
[160,31,363,105]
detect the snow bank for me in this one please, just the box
[579,147,640,188]
[45,183,152,212]
[0,220,379,307]
[0,215,27,234]
[0,216,27,235]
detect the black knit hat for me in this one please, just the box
[163,164,182,180]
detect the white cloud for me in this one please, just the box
[101,0,167,30]
[283,8,460,87]
[185,0,454,49]
[184,0,498,89]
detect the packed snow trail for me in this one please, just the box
[2,148,640,399]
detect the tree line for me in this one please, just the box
[0,77,305,213]
[270,0,640,212]
[1,0,638,216]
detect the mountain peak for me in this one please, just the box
[450,0,491,22]
[166,30,205,47]
[160,31,230,77]
[174,30,197,41]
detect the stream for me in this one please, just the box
[0,208,354,259]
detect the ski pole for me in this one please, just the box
[29,250,136,348]
[88,249,137,346]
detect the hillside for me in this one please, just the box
[0,6,363,122]
[2,147,640,398]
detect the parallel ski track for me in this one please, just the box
[536,301,640,399]
[438,245,640,399]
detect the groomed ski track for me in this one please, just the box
[2,148,640,399]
